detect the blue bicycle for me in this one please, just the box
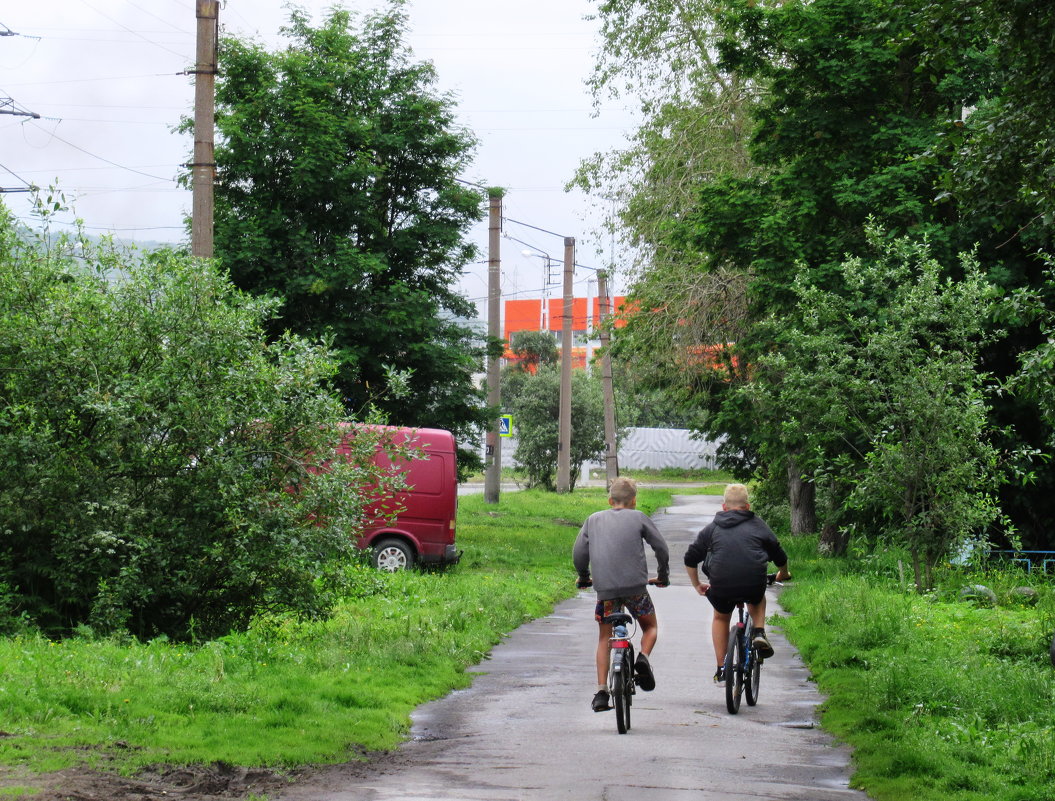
[724,573,781,714]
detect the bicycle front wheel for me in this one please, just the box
[724,626,743,714]
[614,650,632,734]
[745,646,761,706]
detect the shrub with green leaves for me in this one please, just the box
[0,203,393,639]
[509,366,607,491]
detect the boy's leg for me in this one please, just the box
[747,596,767,630]
[595,620,613,687]
[711,610,732,666]
[637,612,658,656]
[747,596,774,658]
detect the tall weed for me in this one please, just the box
[779,545,1055,801]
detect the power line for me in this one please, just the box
[0,22,40,40]
[0,96,40,119]
[6,71,187,88]
[81,0,189,59]
[0,160,33,193]
[27,123,175,182]
[14,214,184,234]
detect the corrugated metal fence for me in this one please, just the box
[492,427,721,471]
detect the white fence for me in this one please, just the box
[491,427,721,471]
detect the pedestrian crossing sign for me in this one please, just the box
[499,414,513,437]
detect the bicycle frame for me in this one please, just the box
[719,574,781,714]
[605,611,636,734]
[725,601,761,714]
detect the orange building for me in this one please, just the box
[502,296,628,369]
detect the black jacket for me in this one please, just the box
[683,509,787,592]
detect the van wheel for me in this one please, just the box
[373,539,414,572]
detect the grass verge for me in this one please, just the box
[777,536,1055,801]
[0,487,674,776]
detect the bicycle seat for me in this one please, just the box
[603,612,633,626]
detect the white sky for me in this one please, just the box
[0,0,637,310]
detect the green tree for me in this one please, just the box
[0,201,396,639]
[899,0,1055,547]
[745,230,1004,580]
[606,0,1015,535]
[574,0,760,371]
[508,330,558,372]
[510,367,606,491]
[210,3,490,469]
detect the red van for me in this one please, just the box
[338,425,460,571]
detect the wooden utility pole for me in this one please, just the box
[484,189,504,504]
[190,0,218,258]
[597,270,619,488]
[556,236,575,493]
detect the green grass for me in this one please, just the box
[0,487,674,777]
[7,487,1051,801]
[777,536,1055,801]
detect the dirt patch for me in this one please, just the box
[0,751,411,801]
[3,762,295,801]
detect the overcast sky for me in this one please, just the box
[0,0,637,310]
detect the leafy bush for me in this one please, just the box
[509,366,607,491]
[0,203,393,639]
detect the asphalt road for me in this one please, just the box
[278,494,870,801]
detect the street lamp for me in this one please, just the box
[519,247,559,330]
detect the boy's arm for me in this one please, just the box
[641,516,669,584]
[763,526,791,581]
[685,564,709,596]
[572,521,591,584]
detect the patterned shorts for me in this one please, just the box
[594,592,656,623]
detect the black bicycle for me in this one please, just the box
[724,573,781,714]
[605,611,636,734]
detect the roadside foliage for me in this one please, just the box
[0,202,394,640]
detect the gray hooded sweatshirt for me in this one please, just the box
[573,507,669,601]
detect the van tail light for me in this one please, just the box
[449,520,456,542]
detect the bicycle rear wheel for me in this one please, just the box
[745,646,761,706]
[724,627,743,714]
[614,650,632,733]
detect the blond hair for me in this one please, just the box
[723,483,750,509]
[609,476,638,506]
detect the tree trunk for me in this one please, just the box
[910,548,924,593]
[818,521,849,556]
[787,458,817,535]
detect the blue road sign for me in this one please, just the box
[499,414,513,437]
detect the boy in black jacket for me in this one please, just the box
[683,483,790,684]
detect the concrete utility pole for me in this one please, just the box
[597,270,619,488]
[190,0,218,258]
[556,236,575,493]
[484,189,504,504]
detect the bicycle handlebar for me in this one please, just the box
[578,576,669,589]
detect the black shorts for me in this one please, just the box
[705,585,765,615]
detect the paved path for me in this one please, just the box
[278,495,869,801]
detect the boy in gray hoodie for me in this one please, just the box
[573,477,669,712]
